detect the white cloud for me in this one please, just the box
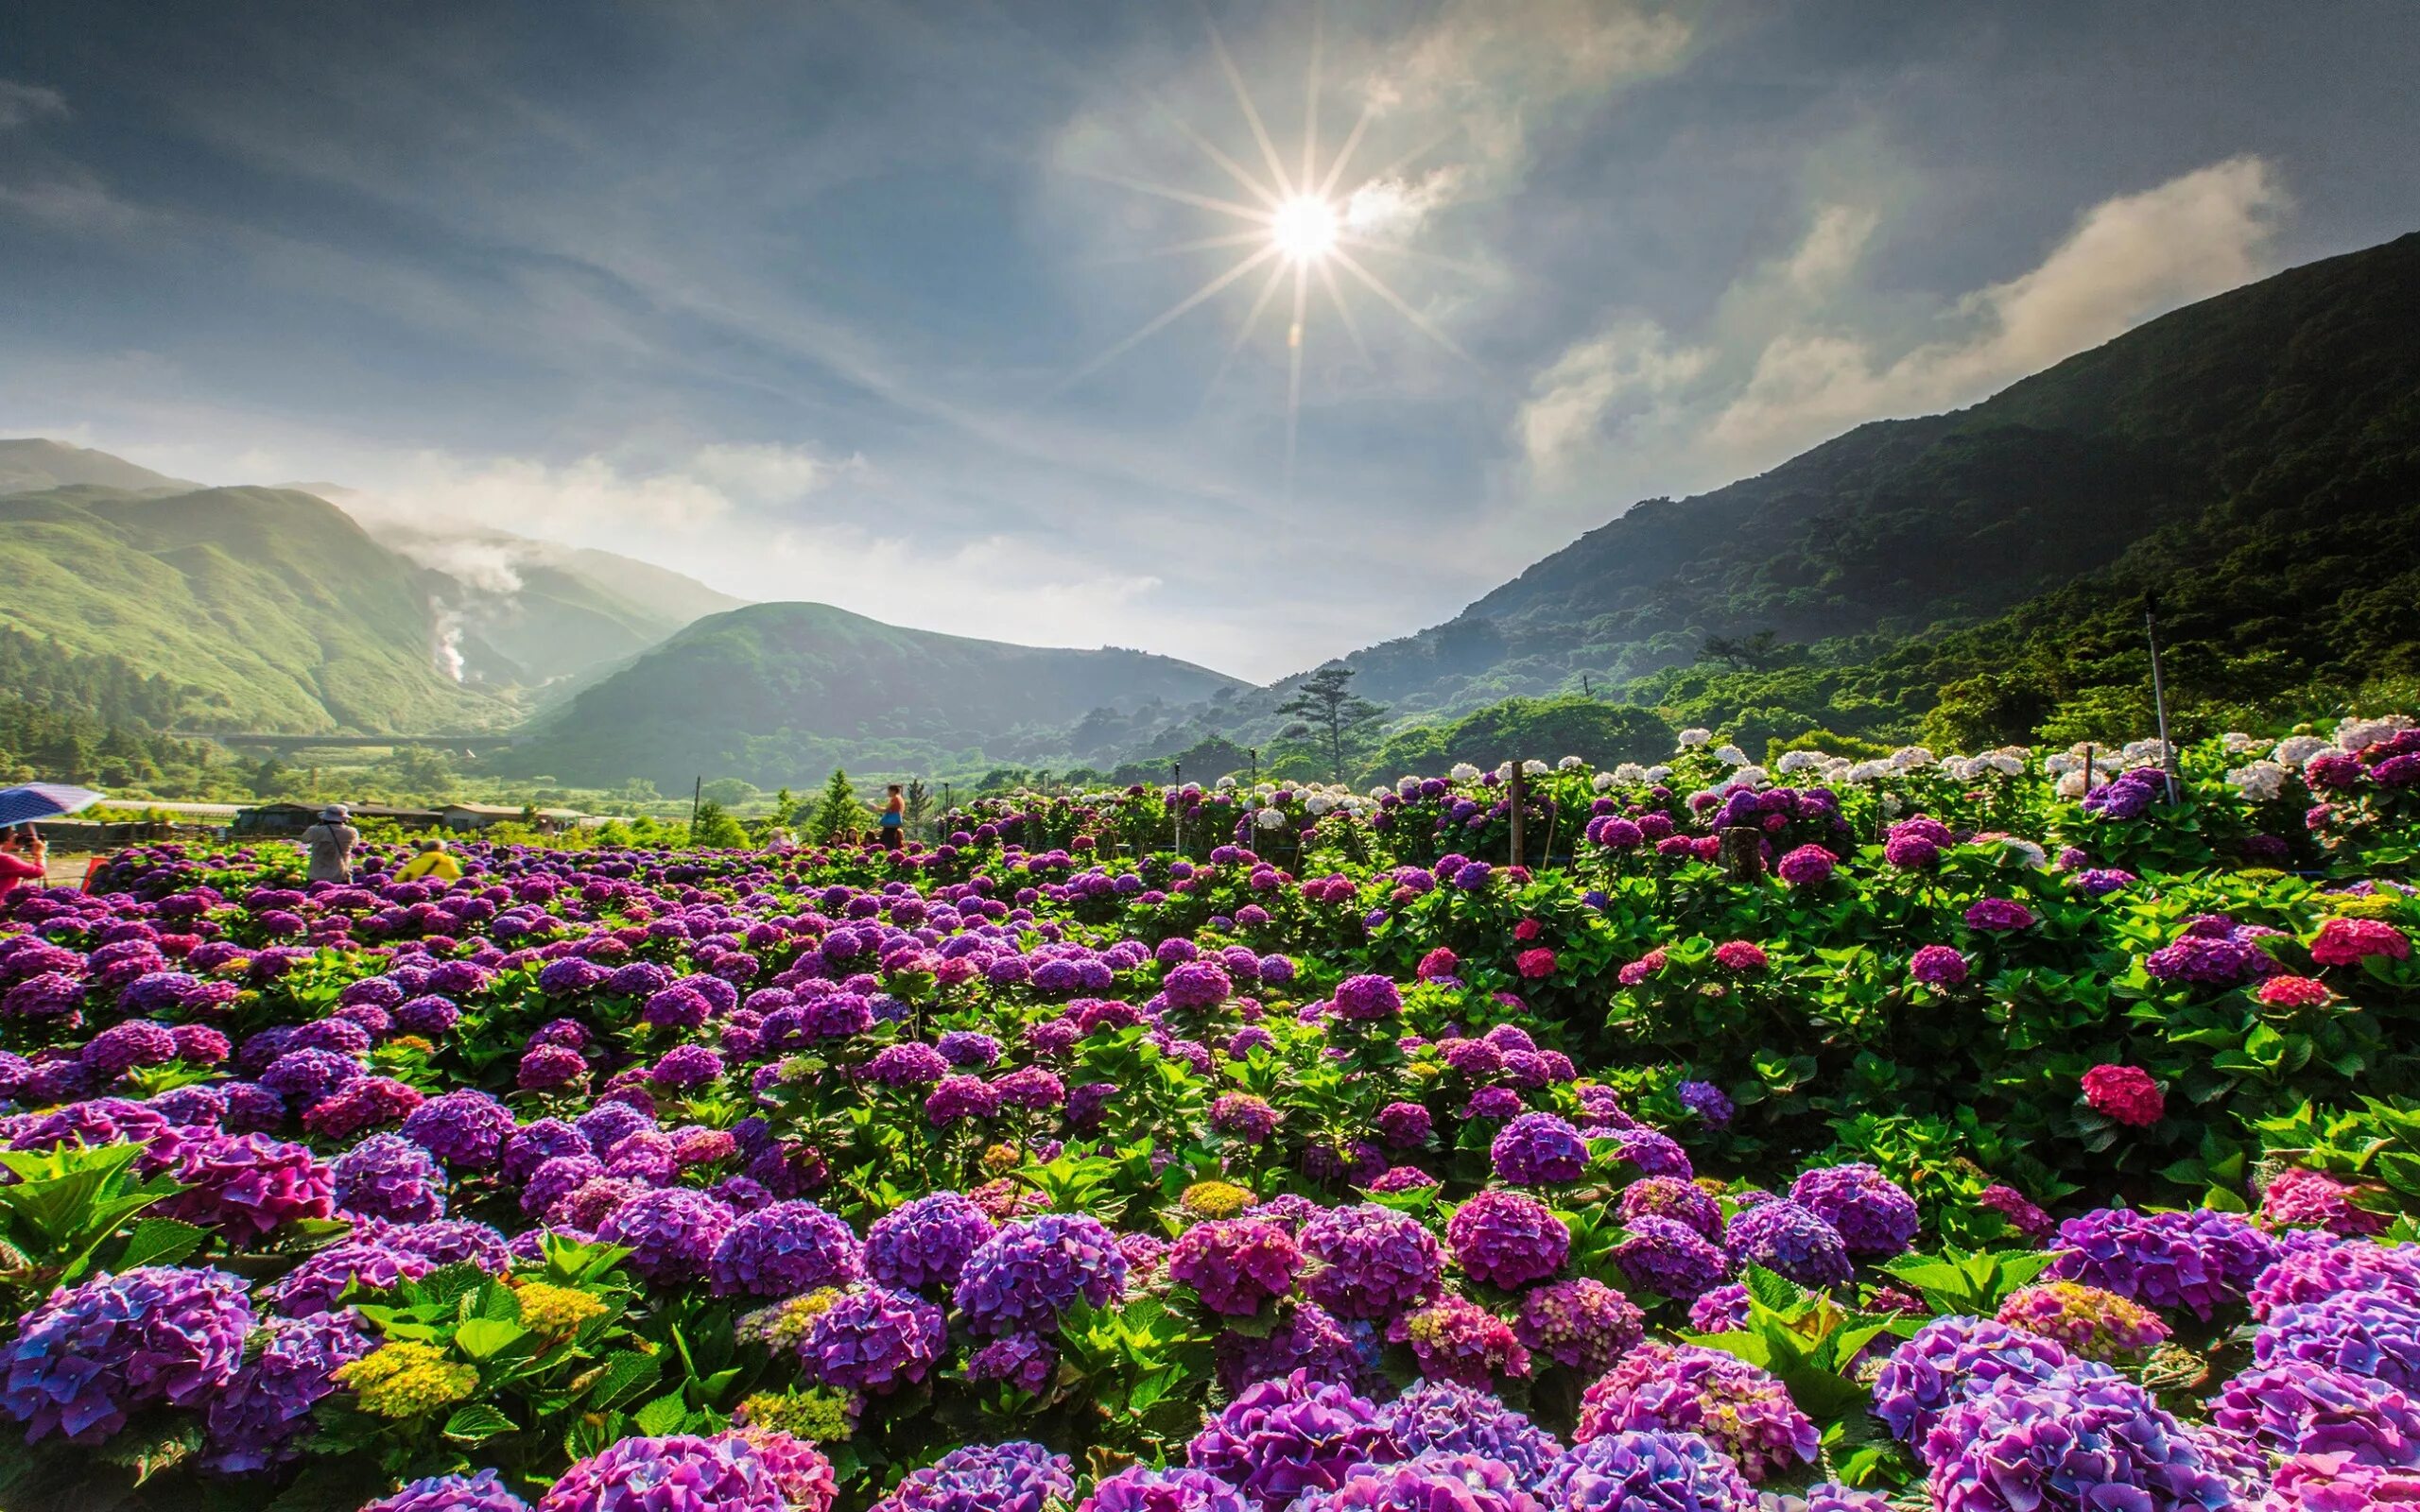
[688,441,864,503]
[1521,156,2287,491]
[0,81,66,131]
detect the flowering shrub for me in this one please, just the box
[0,727,2415,1508]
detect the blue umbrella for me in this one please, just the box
[0,783,104,828]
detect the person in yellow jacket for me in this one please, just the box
[394,837,463,883]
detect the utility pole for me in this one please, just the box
[2144,593,2181,804]
[690,775,701,826]
[1171,763,1183,855]
[1508,759,1526,868]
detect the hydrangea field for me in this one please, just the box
[3,718,2419,1512]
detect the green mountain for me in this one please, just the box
[0,438,198,496]
[1335,229,2420,748]
[0,483,512,733]
[501,601,1252,788]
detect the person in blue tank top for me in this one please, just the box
[880,783,906,850]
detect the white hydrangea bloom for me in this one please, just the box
[2120,738,2173,765]
[2221,731,2265,753]
[1613,764,1649,783]
[1846,760,1891,783]
[1253,807,1287,830]
[2227,761,2289,801]
[1397,776,1421,796]
[2337,714,2413,751]
[1890,747,1935,769]
[1984,752,2026,776]
[1720,766,1769,791]
[1305,794,1337,816]
[1643,765,1674,782]
[1714,745,1751,766]
[1775,750,1824,773]
[1558,755,1585,770]
[1215,775,1237,790]
[1879,793,1905,817]
[2045,753,2081,776]
[1591,771,1618,791]
[1999,836,2050,868]
[2056,769,2090,799]
[2272,735,2331,767]
[1450,763,1482,782]
[1678,728,1713,747]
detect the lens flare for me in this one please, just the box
[1270,196,1340,262]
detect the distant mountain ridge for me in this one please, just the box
[1327,229,2420,742]
[500,601,1253,789]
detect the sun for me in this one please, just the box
[1269,195,1340,262]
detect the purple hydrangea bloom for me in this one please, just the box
[1374,1378,1564,1481]
[1170,1218,1301,1315]
[2048,1207,2277,1319]
[2251,1240,2420,1319]
[1724,1200,1853,1290]
[1184,1369,1403,1512]
[264,1242,432,1316]
[2256,1291,2420,1390]
[1300,1204,1445,1321]
[1538,1429,1755,1512]
[154,1129,333,1240]
[873,1440,1074,1512]
[802,1284,945,1395]
[965,1332,1056,1395]
[1330,974,1403,1022]
[2207,1361,2420,1461]
[1789,1162,1920,1257]
[1612,1215,1731,1302]
[1490,1112,1589,1185]
[333,1132,449,1223]
[400,1090,516,1170]
[1616,1177,1722,1242]
[865,1042,950,1088]
[1515,1278,1643,1376]
[1869,1314,2073,1445]
[2,1265,253,1442]
[1923,1365,2239,1512]
[954,1211,1129,1335]
[1288,1452,1537,1512]
[866,1192,997,1295]
[709,1201,866,1297]
[199,1307,375,1472]
[595,1188,738,1285]
[362,1469,532,1512]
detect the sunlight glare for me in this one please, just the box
[1270,196,1340,262]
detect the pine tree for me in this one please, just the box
[811,768,863,845]
[1276,667,1388,784]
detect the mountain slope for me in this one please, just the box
[291,486,748,687]
[0,438,198,496]
[501,601,1251,787]
[0,484,511,732]
[1339,230,2420,733]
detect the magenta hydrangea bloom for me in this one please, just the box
[1330,974,1403,1022]
[873,1441,1074,1512]
[709,1200,866,1297]
[1489,1112,1589,1186]
[1184,1369,1403,1512]
[2256,1291,2420,1390]
[1389,1295,1530,1387]
[802,1284,945,1395]
[1515,1278,1643,1375]
[1789,1162,1920,1257]
[1617,1177,1722,1241]
[1215,1299,1371,1395]
[154,1130,334,1240]
[399,1089,516,1169]
[333,1132,450,1224]
[866,1191,996,1295]
[1171,1218,1301,1316]
[1577,1343,1818,1483]
[2208,1361,2420,1461]
[1300,1204,1445,1321]
[1080,1465,1252,1512]
[263,1241,432,1316]
[2252,1240,2420,1319]
[2262,1452,2420,1510]
[3,1264,253,1442]
[965,1332,1056,1394]
[1289,1452,1537,1512]
[1538,1429,1755,1512]
[1909,945,1969,988]
[1447,1190,1569,1290]
[954,1211,1129,1335]
[538,1433,784,1512]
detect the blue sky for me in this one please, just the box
[4,2,2417,680]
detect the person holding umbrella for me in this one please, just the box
[0,782,101,904]
[302,804,360,885]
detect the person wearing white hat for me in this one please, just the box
[302,804,359,885]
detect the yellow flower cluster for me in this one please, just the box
[335,1341,477,1418]
[735,1386,859,1443]
[981,1143,1024,1177]
[736,1288,844,1352]
[1180,1180,1254,1219]
[513,1281,607,1334]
